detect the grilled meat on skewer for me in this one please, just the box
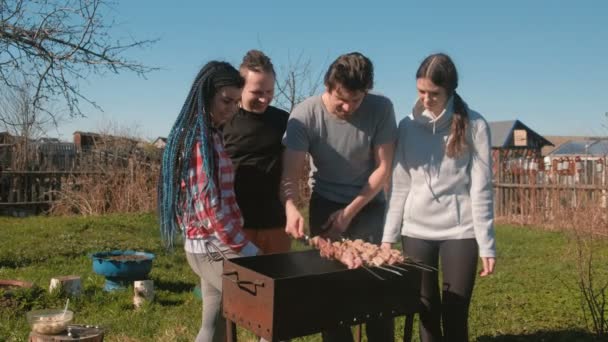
[308,237,405,269]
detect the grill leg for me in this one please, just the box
[403,314,415,342]
[226,319,237,342]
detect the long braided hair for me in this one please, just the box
[416,53,468,158]
[159,61,244,249]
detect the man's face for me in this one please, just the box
[324,85,366,119]
[241,70,275,113]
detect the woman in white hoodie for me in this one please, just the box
[382,53,496,342]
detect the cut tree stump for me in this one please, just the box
[49,276,81,297]
[133,280,154,309]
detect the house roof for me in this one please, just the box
[73,131,101,137]
[548,139,608,156]
[489,121,517,148]
[488,120,553,149]
[542,135,603,156]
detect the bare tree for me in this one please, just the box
[0,84,52,168]
[0,84,48,138]
[274,52,325,206]
[0,0,157,122]
[571,224,608,338]
[274,51,324,112]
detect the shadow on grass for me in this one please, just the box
[0,259,24,268]
[156,298,186,306]
[154,278,195,293]
[0,250,90,268]
[477,329,603,342]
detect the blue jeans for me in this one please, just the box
[309,192,386,243]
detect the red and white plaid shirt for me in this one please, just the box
[180,132,257,255]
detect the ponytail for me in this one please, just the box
[446,92,469,158]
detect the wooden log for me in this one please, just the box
[49,276,81,297]
[133,280,154,309]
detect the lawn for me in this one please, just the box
[0,213,606,341]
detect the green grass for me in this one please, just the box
[0,214,607,341]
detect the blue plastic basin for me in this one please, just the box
[90,250,155,291]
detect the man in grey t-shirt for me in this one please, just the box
[281,52,397,342]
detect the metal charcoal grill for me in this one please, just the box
[222,249,422,341]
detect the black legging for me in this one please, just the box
[402,236,479,342]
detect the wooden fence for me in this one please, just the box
[0,171,103,208]
[3,146,606,222]
[494,156,607,226]
[0,146,160,215]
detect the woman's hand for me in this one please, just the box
[479,257,496,277]
[381,242,392,250]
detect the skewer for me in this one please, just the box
[296,235,437,274]
[408,260,438,271]
[385,264,409,272]
[373,265,403,276]
[398,261,437,272]
[360,265,385,280]
[295,235,311,246]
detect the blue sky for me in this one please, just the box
[55,0,608,141]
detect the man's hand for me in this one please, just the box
[280,149,307,239]
[323,208,354,234]
[285,202,305,238]
[381,242,392,250]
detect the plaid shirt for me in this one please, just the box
[180,132,257,255]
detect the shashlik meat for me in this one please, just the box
[308,236,405,269]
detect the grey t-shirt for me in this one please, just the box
[283,93,397,204]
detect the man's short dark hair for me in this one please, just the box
[324,52,374,92]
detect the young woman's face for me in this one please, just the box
[209,86,242,126]
[416,77,449,116]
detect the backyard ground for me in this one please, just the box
[0,213,606,341]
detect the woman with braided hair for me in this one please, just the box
[159,61,258,342]
[382,53,496,342]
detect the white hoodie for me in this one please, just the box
[382,97,496,257]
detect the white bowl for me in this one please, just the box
[26,309,73,335]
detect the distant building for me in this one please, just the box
[0,132,12,145]
[545,138,607,175]
[547,139,608,157]
[153,137,167,149]
[0,132,13,169]
[489,120,553,177]
[34,140,77,170]
[73,131,141,154]
[0,132,77,170]
[542,136,605,156]
[541,138,608,187]
[489,120,553,154]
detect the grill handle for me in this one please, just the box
[223,269,265,288]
